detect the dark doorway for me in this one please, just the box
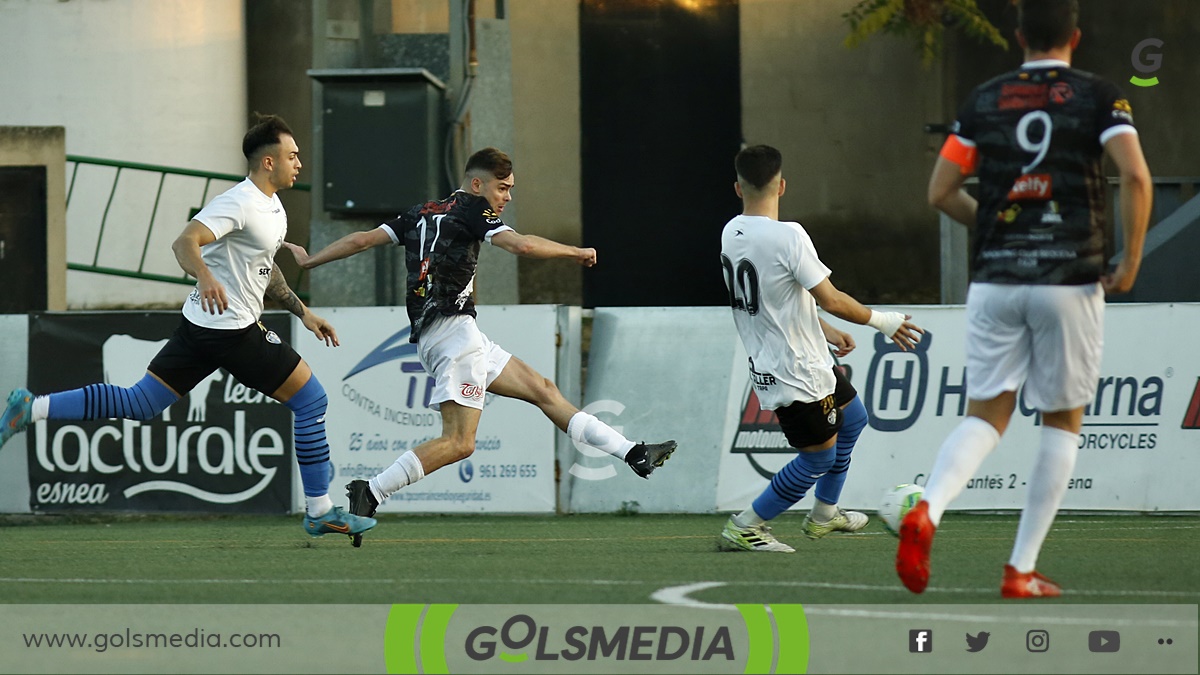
[580,0,742,307]
[0,166,48,313]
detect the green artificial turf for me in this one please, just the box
[2,513,1196,605]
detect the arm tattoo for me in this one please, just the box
[267,264,307,318]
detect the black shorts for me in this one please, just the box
[774,367,858,449]
[147,318,302,396]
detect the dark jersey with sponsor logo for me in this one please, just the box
[954,62,1135,285]
[380,191,512,342]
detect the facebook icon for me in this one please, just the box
[909,629,934,653]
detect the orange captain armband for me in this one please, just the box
[939,134,979,175]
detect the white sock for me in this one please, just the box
[567,411,636,459]
[369,450,425,503]
[733,507,766,528]
[305,494,333,518]
[924,416,1002,526]
[32,395,49,423]
[1009,426,1079,572]
[810,500,839,522]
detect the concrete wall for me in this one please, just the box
[509,0,583,305]
[0,0,247,309]
[0,127,67,311]
[740,0,946,304]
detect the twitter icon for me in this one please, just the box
[965,632,991,652]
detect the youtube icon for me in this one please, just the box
[1089,630,1121,653]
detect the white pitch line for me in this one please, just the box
[805,607,1198,629]
[649,579,1200,606]
[1051,525,1200,531]
[733,579,1200,599]
[649,582,737,611]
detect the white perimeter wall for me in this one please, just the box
[0,0,247,308]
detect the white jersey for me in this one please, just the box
[721,214,835,409]
[183,178,286,329]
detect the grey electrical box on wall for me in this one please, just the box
[308,68,445,216]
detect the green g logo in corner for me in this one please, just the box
[1130,38,1163,87]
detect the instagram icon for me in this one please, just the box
[1026,629,1050,652]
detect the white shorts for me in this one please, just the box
[418,314,513,411]
[965,282,1104,411]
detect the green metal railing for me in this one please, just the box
[65,155,311,291]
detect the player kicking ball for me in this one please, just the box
[286,148,676,546]
[718,145,923,553]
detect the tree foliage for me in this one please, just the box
[843,0,1011,66]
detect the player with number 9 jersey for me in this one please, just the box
[899,0,1153,600]
[946,61,1136,285]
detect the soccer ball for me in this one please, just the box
[879,484,924,536]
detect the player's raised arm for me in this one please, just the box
[489,230,596,267]
[284,227,393,270]
[172,220,227,315]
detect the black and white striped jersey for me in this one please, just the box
[951,59,1136,285]
[379,191,513,342]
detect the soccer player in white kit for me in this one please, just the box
[719,145,923,553]
[0,115,377,540]
[896,0,1152,597]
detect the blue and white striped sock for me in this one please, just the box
[47,374,178,421]
[285,376,332,515]
[814,396,868,506]
[750,446,836,521]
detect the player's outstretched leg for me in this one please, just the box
[0,388,33,450]
[345,479,380,549]
[625,440,677,479]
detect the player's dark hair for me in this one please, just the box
[1018,0,1078,52]
[464,147,513,180]
[735,145,783,191]
[242,113,294,162]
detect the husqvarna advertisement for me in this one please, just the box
[717,303,1200,513]
[25,311,294,513]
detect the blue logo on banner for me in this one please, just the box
[344,326,425,379]
[459,460,474,483]
[865,331,932,432]
[344,326,436,410]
